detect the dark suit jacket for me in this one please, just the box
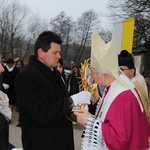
[15,55,74,150]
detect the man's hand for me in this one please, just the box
[73,108,90,126]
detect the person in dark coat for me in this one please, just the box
[15,31,91,150]
[67,65,81,96]
[2,58,19,112]
[15,58,25,127]
[56,58,67,83]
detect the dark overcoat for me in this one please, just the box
[2,66,19,105]
[15,55,74,150]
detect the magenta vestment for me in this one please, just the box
[81,78,150,150]
[102,90,149,150]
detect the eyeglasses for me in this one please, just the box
[120,68,131,71]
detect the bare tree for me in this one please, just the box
[108,0,150,72]
[0,0,30,59]
[108,0,150,51]
[0,0,11,58]
[23,15,49,59]
[50,11,74,60]
[75,10,100,64]
[99,29,112,43]
[49,10,102,65]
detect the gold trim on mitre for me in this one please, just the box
[90,29,144,112]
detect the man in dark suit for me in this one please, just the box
[15,31,91,150]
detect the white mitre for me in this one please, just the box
[91,28,118,77]
[90,29,144,112]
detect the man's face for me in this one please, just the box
[119,66,135,79]
[39,42,61,68]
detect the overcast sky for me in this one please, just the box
[19,0,110,29]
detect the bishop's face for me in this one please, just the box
[90,67,106,86]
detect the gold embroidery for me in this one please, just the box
[100,111,103,118]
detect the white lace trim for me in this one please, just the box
[81,117,108,150]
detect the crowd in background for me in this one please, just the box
[0,56,149,118]
[0,55,150,116]
[0,56,84,117]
